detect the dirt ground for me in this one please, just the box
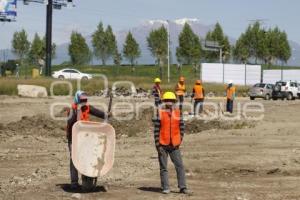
[1,96,300,200]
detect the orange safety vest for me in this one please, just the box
[226,86,236,100]
[193,84,204,99]
[176,83,186,96]
[72,103,90,121]
[159,109,181,147]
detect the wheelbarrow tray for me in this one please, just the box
[72,121,115,177]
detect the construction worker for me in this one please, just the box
[191,80,205,115]
[226,80,236,113]
[175,76,186,111]
[66,90,110,189]
[152,78,162,107]
[153,92,190,195]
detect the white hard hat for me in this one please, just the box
[228,80,233,84]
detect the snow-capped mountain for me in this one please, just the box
[113,18,213,65]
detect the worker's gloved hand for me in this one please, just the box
[107,112,112,119]
[156,146,165,155]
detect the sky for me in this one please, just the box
[0,0,300,49]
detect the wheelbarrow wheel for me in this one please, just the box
[82,175,97,192]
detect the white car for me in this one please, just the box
[272,81,299,100]
[52,68,92,80]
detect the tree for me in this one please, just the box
[28,33,56,65]
[263,28,278,66]
[234,22,291,66]
[204,22,231,62]
[113,47,122,66]
[176,23,202,65]
[42,37,56,60]
[242,22,268,64]
[92,22,117,65]
[68,31,91,65]
[106,25,117,61]
[233,33,250,64]
[28,33,43,65]
[12,29,30,64]
[147,26,168,66]
[277,31,291,64]
[28,33,56,66]
[123,32,141,66]
[92,22,107,65]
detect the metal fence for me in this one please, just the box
[201,63,261,85]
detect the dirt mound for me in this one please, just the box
[110,107,154,137]
[109,107,254,137]
[0,108,254,140]
[186,119,255,134]
[0,114,65,138]
[47,106,155,138]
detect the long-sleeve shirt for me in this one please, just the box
[152,84,162,104]
[153,109,185,148]
[66,105,106,142]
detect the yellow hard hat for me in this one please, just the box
[154,78,161,83]
[163,92,176,100]
[179,76,185,82]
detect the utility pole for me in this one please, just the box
[45,0,53,77]
[167,20,170,83]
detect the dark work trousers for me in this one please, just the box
[158,146,187,190]
[155,100,161,118]
[178,95,184,111]
[68,142,79,184]
[194,99,204,115]
[226,99,234,113]
[155,100,162,108]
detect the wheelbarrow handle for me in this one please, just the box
[108,92,113,113]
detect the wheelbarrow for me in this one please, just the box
[72,121,116,191]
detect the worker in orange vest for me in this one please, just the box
[191,80,205,115]
[66,90,110,190]
[152,78,162,107]
[175,76,186,111]
[226,80,236,113]
[153,92,190,195]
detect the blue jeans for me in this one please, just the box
[194,99,204,115]
[226,99,233,113]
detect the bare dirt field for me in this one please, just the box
[1,96,300,200]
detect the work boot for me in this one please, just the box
[162,189,170,194]
[70,182,80,190]
[180,188,192,195]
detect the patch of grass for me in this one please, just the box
[0,64,252,96]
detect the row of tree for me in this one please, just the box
[11,21,292,67]
[68,23,141,66]
[233,21,291,66]
[68,22,227,66]
[11,29,56,67]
